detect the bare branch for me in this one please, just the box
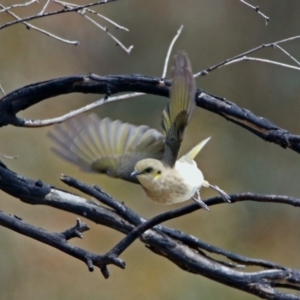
[1,74,299,155]
[161,227,285,270]
[162,25,183,78]
[61,175,143,226]
[0,82,5,96]
[0,4,79,45]
[274,44,300,66]
[0,211,125,276]
[82,12,133,53]
[0,0,38,13]
[1,1,300,297]
[54,0,129,31]
[0,153,18,159]
[240,0,270,24]
[194,36,300,77]
[225,56,300,71]
[0,0,118,31]
[0,0,131,51]
[61,174,300,258]
[60,218,90,240]
[1,161,300,296]
[52,0,133,54]
[38,0,51,15]
[22,92,144,127]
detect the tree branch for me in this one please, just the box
[239,0,270,24]
[0,74,299,154]
[1,1,299,298]
[0,161,300,297]
[0,0,118,31]
[0,210,125,277]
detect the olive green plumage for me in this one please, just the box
[49,52,195,183]
[161,52,196,167]
[48,115,165,183]
[48,53,230,208]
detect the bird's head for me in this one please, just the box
[131,159,164,183]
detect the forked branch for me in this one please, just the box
[0,161,300,297]
[0,74,299,154]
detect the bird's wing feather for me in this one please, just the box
[48,114,165,183]
[161,52,196,167]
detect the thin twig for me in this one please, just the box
[2,74,300,154]
[225,56,300,71]
[0,153,18,159]
[240,0,270,24]
[0,0,118,31]
[82,12,133,54]
[194,35,300,77]
[162,25,183,78]
[274,44,300,66]
[54,0,129,31]
[22,92,144,127]
[85,9,129,31]
[0,4,79,45]
[0,82,5,96]
[9,22,183,127]
[53,0,133,53]
[0,0,38,13]
[38,0,51,15]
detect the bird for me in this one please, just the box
[48,52,230,210]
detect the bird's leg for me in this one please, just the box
[203,180,231,203]
[192,189,210,211]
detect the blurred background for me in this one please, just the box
[1,0,300,299]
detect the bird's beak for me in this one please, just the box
[131,170,141,177]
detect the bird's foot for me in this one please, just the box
[192,190,210,211]
[204,181,231,203]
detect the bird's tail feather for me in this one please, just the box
[186,137,211,159]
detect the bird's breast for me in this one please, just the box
[138,160,204,205]
[174,160,204,194]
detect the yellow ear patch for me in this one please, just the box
[154,172,162,180]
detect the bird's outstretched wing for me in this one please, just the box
[161,52,196,167]
[48,114,165,183]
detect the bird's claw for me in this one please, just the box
[209,184,231,203]
[192,190,210,211]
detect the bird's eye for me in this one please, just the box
[144,167,153,173]
[157,170,161,175]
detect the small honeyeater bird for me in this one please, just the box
[48,52,230,210]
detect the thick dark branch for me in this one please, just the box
[199,92,300,151]
[0,211,125,277]
[60,218,90,240]
[146,235,300,299]
[1,161,300,297]
[0,161,134,234]
[0,75,166,126]
[62,175,144,227]
[161,227,285,270]
[61,175,300,258]
[0,74,299,154]
[62,175,208,257]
